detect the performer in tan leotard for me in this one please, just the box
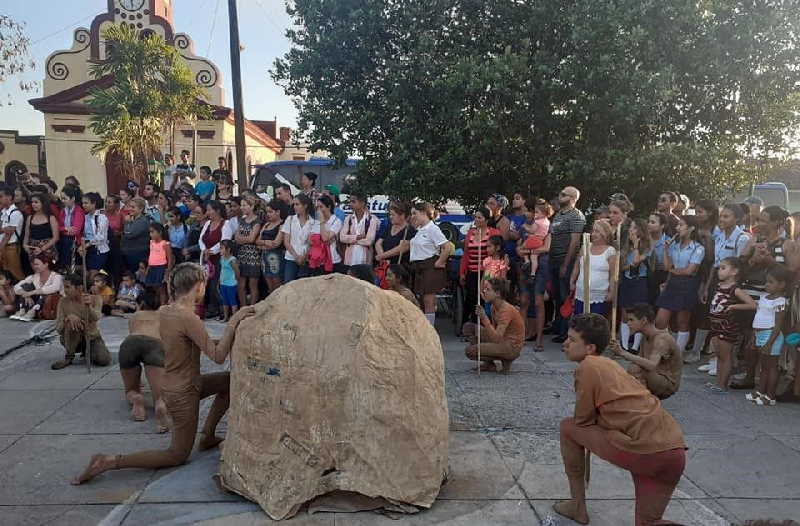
[72,262,254,484]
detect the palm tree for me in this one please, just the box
[87,24,211,184]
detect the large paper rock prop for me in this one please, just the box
[219,274,449,519]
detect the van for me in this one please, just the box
[730,182,789,209]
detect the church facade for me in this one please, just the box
[28,0,282,194]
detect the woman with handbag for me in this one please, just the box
[375,202,415,288]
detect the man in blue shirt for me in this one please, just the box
[195,166,217,202]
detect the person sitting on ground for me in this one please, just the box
[118,289,170,433]
[463,277,524,374]
[610,303,683,400]
[0,270,16,317]
[112,271,142,315]
[11,255,63,321]
[52,273,111,370]
[384,263,419,307]
[556,313,687,526]
[348,263,376,284]
[90,272,115,316]
[72,262,255,485]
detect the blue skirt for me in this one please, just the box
[574,300,610,316]
[656,275,700,312]
[619,276,649,309]
[145,264,167,286]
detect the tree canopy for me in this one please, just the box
[0,15,37,105]
[87,24,211,183]
[273,0,800,209]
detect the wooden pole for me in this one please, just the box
[82,252,91,373]
[582,233,591,314]
[476,228,482,376]
[610,223,622,341]
[227,0,248,190]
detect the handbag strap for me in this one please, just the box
[395,225,410,264]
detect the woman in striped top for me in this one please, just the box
[460,208,499,326]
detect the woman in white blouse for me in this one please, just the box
[281,194,319,282]
[409,202,452,325]
[11,254,64,321]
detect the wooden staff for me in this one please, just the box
[582,233,591,314]
[476,228,482,376]
[82,246,91,373]
[610,223,622,341]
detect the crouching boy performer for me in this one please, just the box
[611,303,682,400]
[52,273,111,370]
[556,313,687,526]
[72,262,254,485]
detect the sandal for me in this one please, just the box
[757,394,777,406]
[533,344,545,352]
[745,391,764,403]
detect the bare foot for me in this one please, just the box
[477,362,496,372]
[198,433,224,451]
[126,391,146,421]
[500,360,513,375]
[154,399,171,434]
[553,499,589,525]
[72,454,115,485]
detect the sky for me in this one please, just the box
[1,0,297,136]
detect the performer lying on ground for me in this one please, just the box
[462,277,524,374]
[52,273,111,370]
[557,313,687,526]
[72,262,254,485]
[610,303,683,400]
[118,289,170,433]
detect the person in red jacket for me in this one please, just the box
[57,186,85,270]
[459,207,499,329]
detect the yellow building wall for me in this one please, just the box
[43,114,106,194]
[221,122,278,184]
[0,133,41,180]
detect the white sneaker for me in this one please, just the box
[698,358,717,373]
[9,308,26,320]
[698,363,712,372]
[708,366,717,377]
[19,308,37,322]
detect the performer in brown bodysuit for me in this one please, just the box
[72,262,254,484]
[118,288,169,432]
[557,313,687,526]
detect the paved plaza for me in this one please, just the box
[0,315,798,526]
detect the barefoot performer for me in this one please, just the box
[556,313,687,526]
[73,262,255,485]
[463,277,524,374]
[118,289,170,433]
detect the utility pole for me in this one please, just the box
[228,0,248,189]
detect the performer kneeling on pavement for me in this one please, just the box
[462,277,524,374]
[611,303,683,400]
[52,273,111,370]
[118,289,170,433]
[556,313,687,526]
[72,262,254,485]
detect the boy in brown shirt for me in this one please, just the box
[557,313,686,526]
[51,273,111,370]
[463,277,524,373]
[611,303,682,400]
[72,262,254,485]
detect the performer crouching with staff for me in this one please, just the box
[72,262,254,485]
[556,313,687,526]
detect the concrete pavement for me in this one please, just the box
[0,314,798,525]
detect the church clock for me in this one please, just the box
[120,0,146,11]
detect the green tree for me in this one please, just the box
[0,15,37,105]
[87,24,211,183]
[273,0,800,210]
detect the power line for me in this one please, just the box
[31,13,97,47]
[252,0,286,34]
[206,0,222,57]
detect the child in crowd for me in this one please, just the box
[521,203,551,276]
[708,257,756,393]
[145,223,173,306]
[219,240,240,321]
[90,272,115,316]
[195,166,216,201]
[167,207,188,264]
[112,271,143,315]
[747,264,790,405]
[135,261,148,285]
[483,235,510,280]
[0,270,16,317]
[618,219,652,352]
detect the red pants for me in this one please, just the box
[560,417,686,526]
